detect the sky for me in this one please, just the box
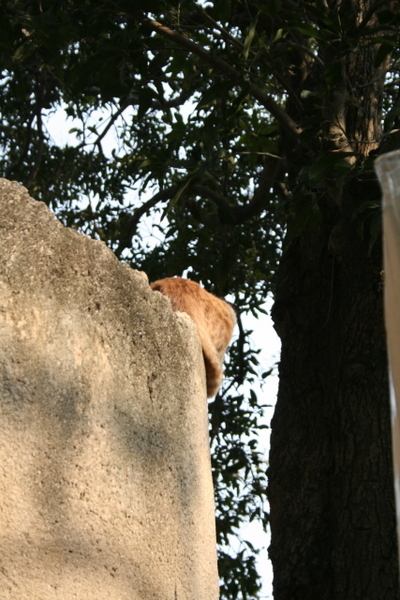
[44,105,281,599]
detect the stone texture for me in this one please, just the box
[0,178,219,600]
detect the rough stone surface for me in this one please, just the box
[0,178,219,600]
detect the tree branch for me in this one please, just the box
[191,2,304,113]
[356,0,389,34]
[26,74,45,188]
[126,87,193,111]
[191,3,245,53]
[5,110,35,178]
[94,97,131,152]
[192,154,286,224]
[236,154,287,222]
[122,7,301,140]
[117,155,287,255]
[116,185,179,255]
[191,184,236,213]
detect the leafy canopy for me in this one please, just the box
[1,1,400,598]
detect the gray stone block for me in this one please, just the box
[0,178,219,600]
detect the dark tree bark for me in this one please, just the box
[268,1,400,598]
[270,179,398,599]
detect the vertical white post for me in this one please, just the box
[375,150,400,555]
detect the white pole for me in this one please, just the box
[375,150,400,556]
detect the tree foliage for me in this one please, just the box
[1,1,400,598]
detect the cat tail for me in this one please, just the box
[196,323,223,397]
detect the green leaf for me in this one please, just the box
[375,41,396,68]
[284,194,322,249]
[308,152,354,183]
[161,173,197,218]
[243,14,259,59]
[324,61,343,90]
[294,23,324,40]
[197,81,238,109]
[351,200,382,254]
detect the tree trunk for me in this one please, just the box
[268,2,400,597]
[269,176,399,599]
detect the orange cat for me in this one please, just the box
[150,278,236,397]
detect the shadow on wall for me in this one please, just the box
[0,178,219,600]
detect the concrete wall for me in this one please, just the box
[0,178,219,600]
